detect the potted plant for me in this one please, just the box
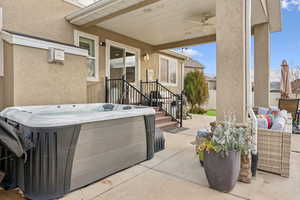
[197,115,251,193]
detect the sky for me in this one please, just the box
[176,0,300,78]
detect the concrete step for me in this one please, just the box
[156,121,178,131]
[155,116,173,124]
[155,111,166,117]
[153,107,161,112]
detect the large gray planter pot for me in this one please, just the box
[204,151,241,193]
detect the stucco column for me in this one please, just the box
[254,23,270,107]
[216,0,251,123]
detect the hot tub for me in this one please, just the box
[0,104,155,200]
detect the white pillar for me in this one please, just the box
[216,0,251,124]
[254,23,270,108]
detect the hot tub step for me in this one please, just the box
[153,107,161,112]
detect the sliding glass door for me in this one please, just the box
[109,45,137,83]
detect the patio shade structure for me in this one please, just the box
[66,0,282,124]
[280,60,291,99]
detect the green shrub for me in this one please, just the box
[189,106,207,114]
[184,70,209,110]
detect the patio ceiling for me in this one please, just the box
[66,0,281,49]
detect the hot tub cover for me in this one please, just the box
[0,104,155,128]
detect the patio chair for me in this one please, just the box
[278,98,299,124]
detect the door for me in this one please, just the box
[106,40,140,103]
[109,45,138,84]
[107,40,140,84]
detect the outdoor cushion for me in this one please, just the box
[271,116,286,131]
[269,106,280,112]
[257,117,268,129]
[277,110,288,120]
[257,114,273,129]
[258,107,269,115]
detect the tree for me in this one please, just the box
[184,70,209,110]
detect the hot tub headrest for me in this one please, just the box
[102,104,114,111]
[123,106,133,110]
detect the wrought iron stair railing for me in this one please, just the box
[140,80,183,127]
[105,77,183,128]
[105,77,151,106]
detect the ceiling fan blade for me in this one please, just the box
[184,18,203,25]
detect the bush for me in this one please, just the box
[189,106,207,114]
[184,70,209,110]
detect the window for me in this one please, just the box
[159,55,177,85]
[74,31,99,81]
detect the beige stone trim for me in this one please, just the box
[260,0,268,17]
[153,35,216,51]
[1,31,88,57]
[64,0,85,8]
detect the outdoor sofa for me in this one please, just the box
[254,107,292,177]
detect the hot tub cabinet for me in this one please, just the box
[0,104,155,200]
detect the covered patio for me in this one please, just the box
[59,115,300,200]
[1,115,299,200]
[66,0,282,123]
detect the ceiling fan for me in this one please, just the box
[185,13,216,26]
[184,13,216,33]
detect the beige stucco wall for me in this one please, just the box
[79,26,156,103]
[254,23,270,107]
[0,0,185,105]
[216,0,247,123]
[140,53,184,94]
[0,0,78,45]
[0,42,14,109]
[12,45,87,106]
[0,78,3,110]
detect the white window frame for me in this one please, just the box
[159,55,178,86]
[74,30,99,82]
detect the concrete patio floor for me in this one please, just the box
[60,114,300,200]
[1,114,300,200]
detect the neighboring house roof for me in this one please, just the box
[159,49,188,60]
[185,58,204,69]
